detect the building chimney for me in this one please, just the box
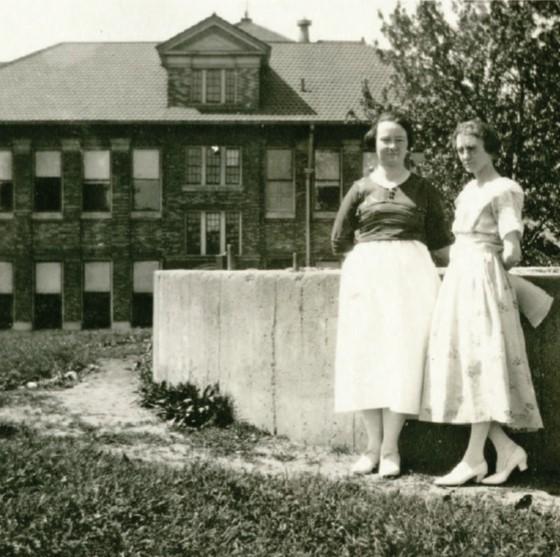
[297,18,311,43]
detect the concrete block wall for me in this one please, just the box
[153,269,560,473]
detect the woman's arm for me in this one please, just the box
[502,231,522,270]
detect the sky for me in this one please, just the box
[0,0,424,62]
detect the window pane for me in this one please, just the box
[133,261,159,293]
[186,212,201,255]
[0,151,12,180]
[186,147,202,184]
[35,151,61,177]
[83,182,110,212]
[36,262,62,294]
[267,149,292,180]
[83,292,111,329]
[0,262,13,294]
[315,183,340,212]
[133,179,160,211]
[0,182,13,212]
[206,69,222,104]
[84,262,111,292]
[205,212,221,255]
[34,178,61,212]
[225,148,240,185]
[266,181,294,214]
[225,69,236,104]
[0,294,12,329]
[84,151,110,180]
[205,147,221,185]
[315,150,340,180]
[132,293,153,327]
[34,294,62,329]
[191,70,202,103]
[225,212,240,255]
[133,150,159,179]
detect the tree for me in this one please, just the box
[363,0,560,265]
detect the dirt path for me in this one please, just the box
[1,358,559,514]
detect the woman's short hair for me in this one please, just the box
[364,111,415,150]
[452,119,501,158]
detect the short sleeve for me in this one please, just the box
[331,181,362,255]
[424,183,453,251]
[491,182,524,239]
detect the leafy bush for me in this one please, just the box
[0,426,559,556]
[136,344,234,429]
[0,330,150,391]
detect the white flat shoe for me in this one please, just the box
[351,453,379,475]
[434,461,488,487]
[482,446,528,485]
[379,453,401,478]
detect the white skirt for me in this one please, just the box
[419,237,544,430]
[334,240,441,414]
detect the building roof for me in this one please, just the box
[234,16,294,43]
[0,25,389,125]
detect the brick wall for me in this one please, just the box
[0,123,367,329]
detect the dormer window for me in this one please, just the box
[157,14,270,112]
[192,69,237,105]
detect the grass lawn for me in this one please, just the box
[1,330,560,556]
[0,424,559,557]
[0,329,150,390]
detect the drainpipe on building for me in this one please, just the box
[304,124,315,267]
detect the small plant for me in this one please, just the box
[136,346,234,429]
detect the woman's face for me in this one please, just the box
[455,133,493,175]
[376,121,408,168]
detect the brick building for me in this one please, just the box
[0,13,390,331]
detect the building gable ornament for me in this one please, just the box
[157,13,270,67]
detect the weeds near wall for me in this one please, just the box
[136,346,234,429]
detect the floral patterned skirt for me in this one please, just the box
[419,236,543,430]
[334,240,441,414]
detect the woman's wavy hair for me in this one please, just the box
[452,119,501,158]
[364,111,415,150]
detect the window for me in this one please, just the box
[83,262,111,329]
[0,151,13,213]
[266,149,294,217]
[132,261,159,327]
[34,262,62,329]
[34,151,62,212]
[0,262,13,329]
[185,147,241,187]
[133,149,161,212]
[83,150,110,212]
[185,211,241,256]
[314,150,341,213]
[191,69,237,105]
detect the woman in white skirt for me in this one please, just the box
[331,111,452,477]
[420,120,552,486]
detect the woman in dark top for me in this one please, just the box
[331,111,452,477]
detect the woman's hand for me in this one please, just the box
[431,245,450,267]
[502,232,522,270]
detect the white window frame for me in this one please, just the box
[185,211,242,256]
[0,261,13,294]
[314,149,342,217]
[132,148,162,216]
[265,148,295,219]
[33,150,63,218]
[82,149,111,216]
[133,261,160,294]
[0,150,13,215]
[183,146,242,190]
[194,69,238,105]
